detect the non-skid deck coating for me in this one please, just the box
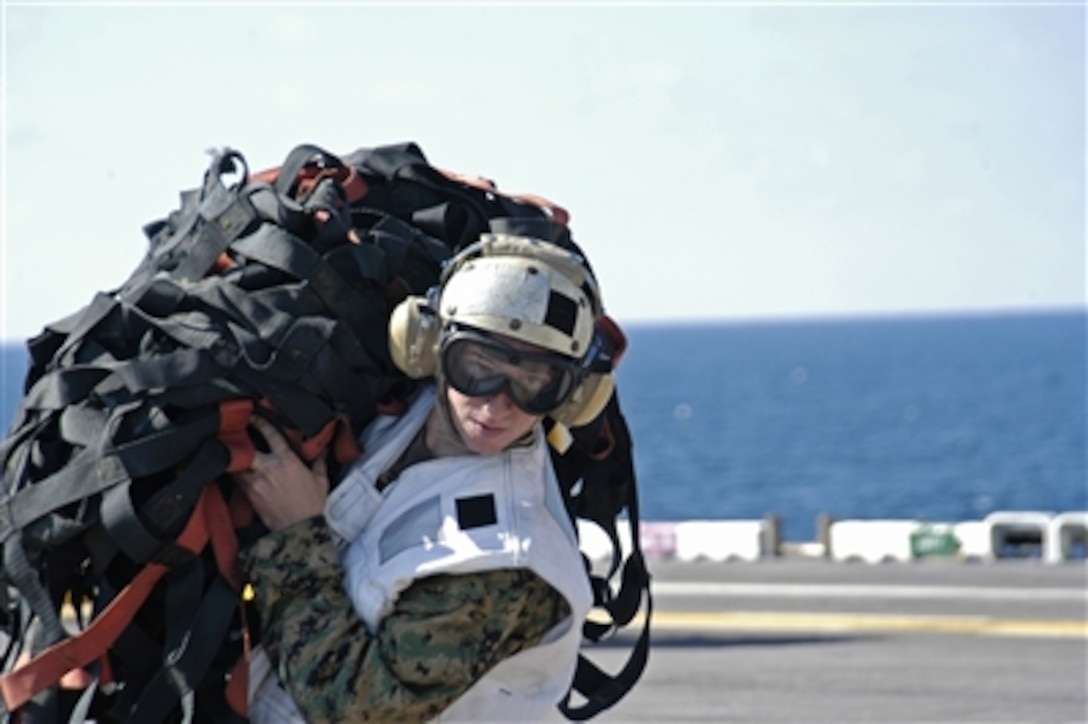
[587,558,1087,723]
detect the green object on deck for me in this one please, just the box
[911,524,961,558]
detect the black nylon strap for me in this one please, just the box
[611,551,649,625]
[160,557,208,718]
[18,366,114,413]
[27,323,71,371]
[57,405,110,449]
[134,149,247,289]
[561,596,651,721]
[560,561,652,721]
[273,144,344,197]
[51,293,120,368]
[142,440,229,543]
[1,534,65,649]
[66,674,99,724]
[6,398,213,531]
[182,271,334,374]
[99,483,165,568]
[288,326,375,418]
[134,277,188,317]
[90,577,161,717]
[123,309,233,359]
[0,451,128,546]
[364,216,452,288]
[128,576,240,723]
[346,142,428,181]
[551,392,651,719]
[97,436,226,568]
[375,159,492,249]
[0,415,51,468]
[114,348,224,397]
[231,364,334,437]
[204,303,377,425]
[230,227,385,341]
[183,190,258,278]
[107,406,221,479]
[167,215,230,285]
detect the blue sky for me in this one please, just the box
[2,1,1084,341]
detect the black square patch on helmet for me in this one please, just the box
[456,494,498,530]
[545,290,578,337]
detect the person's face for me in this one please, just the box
[445,386,541,456]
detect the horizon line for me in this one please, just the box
[2,304,1085,345]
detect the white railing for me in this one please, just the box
[985,511,1053,560]
[828,519,921,563]
[673,520,765,562]
[576,511,1088,564]
[1045,511,1088,564]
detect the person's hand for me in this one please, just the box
[235,416,329,531]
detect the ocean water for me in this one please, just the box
[2,311,1085,540]
[613,311,1086,539]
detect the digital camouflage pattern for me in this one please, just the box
[240,517,570,723]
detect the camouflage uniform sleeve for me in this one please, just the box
[240,517,571,723]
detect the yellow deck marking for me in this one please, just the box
[645,611,1088,639]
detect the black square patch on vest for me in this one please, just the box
[456,494,498,530]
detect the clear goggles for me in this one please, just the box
[440,329,583,415]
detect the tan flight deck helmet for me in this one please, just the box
[388,233,616,436]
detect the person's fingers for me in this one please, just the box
[249,415,291,455]
[235,468,261,491]
[311,455,329,494]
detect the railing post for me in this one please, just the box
[817,512,834,559]
[761,514,781,558]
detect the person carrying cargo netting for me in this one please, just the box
[0,143,649,723]
[238,233,624,722]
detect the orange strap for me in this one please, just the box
[211,252,237,274]
[251,164,369,207]
[218,399,256,474]
[223,650,250,719]
[285,414,360,466]
[437,167,571,226]
[227,399,361,469]
[599,314,629,368]
[204,486,242,592]
[590,416,616,462]
[0,487,218,713]
[332,416,363,465]
[215,163,368,274]
[0,402,362,712]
